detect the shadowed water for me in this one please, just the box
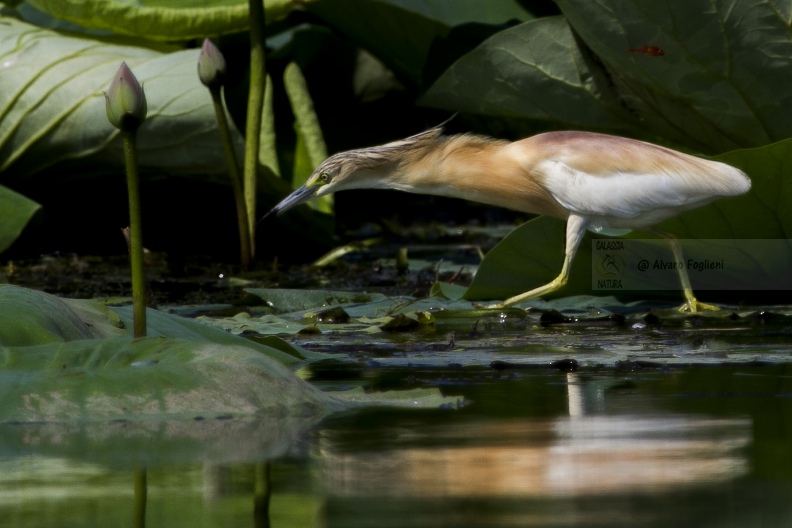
[3,357,792,527]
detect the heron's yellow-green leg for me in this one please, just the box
[649,228,720,313]
[489,214,588,309]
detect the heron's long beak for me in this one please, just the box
[257,184,318,224]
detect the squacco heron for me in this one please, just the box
[262,123,751,312]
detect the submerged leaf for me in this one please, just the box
[112,305,311,364]
[430,281,468,301]
[196,313,310,336]
[246,288,388,312]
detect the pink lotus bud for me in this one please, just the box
[198,38,227,89]
[105,62,147,131]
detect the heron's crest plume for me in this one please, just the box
[315,120,450,178]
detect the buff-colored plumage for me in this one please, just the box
[263,123,751,311]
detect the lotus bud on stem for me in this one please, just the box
[198,38,252,269]
[105,62,148,338]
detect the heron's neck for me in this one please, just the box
[383,134,566,218]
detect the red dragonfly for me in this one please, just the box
[626,45,665,57]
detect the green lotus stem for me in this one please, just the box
[253,463,271,527]
[244,0,267,257]
[210,86,252,269]
[134,468,147,528]
[122,130,147,338]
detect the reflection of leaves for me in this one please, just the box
[0,416,329,468]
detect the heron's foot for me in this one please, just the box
[678,300,720,313]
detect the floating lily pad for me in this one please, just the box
[0,284,461,426]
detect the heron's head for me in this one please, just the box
[259,120,449,221]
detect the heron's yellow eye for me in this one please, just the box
[319,171,332,184]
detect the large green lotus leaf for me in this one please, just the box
[306,0,533,83]
[111,305,318,364]
[0,337,345,422]
[24,0,296,40]
[0,336,459,424]
[0,338,457,467]
[0,284,126,347]
[382,0,534,27]
[0,283,315,365]
[464,140,788,302]
[0,288,459,424]
[0,337,458,423]
[0,184,40,254]
[421,16,633,130]
[556,0,792,152]
[424,2,792,153]
[0,17,241,177]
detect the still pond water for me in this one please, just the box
[2,307,792,527]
